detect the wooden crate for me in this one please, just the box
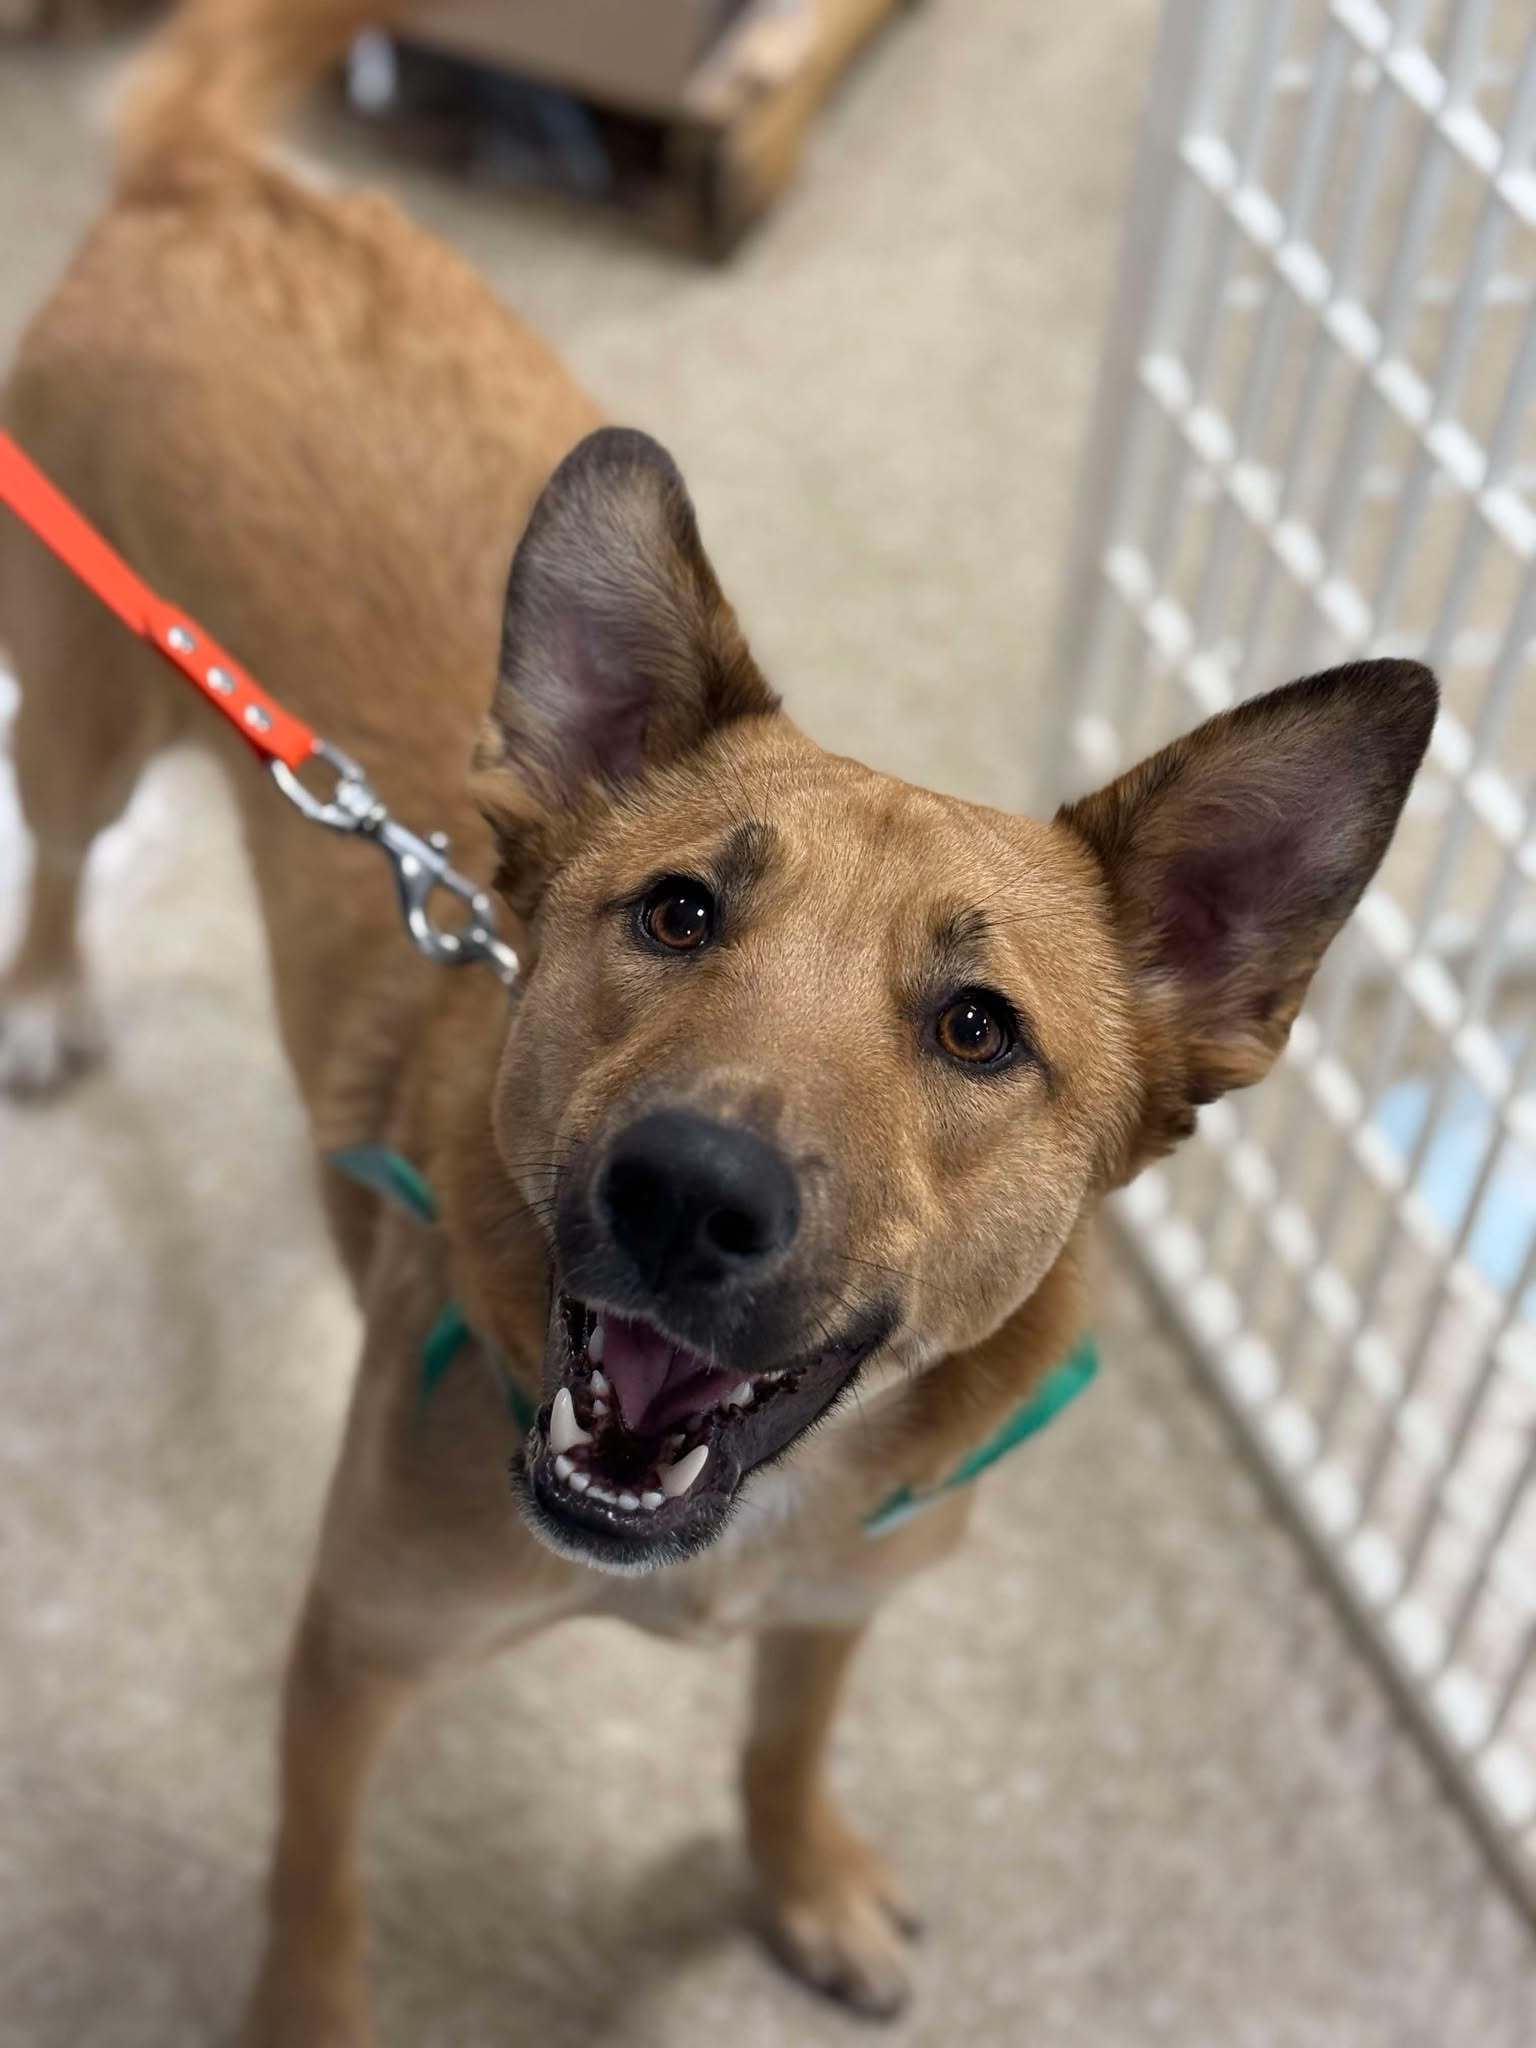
[345,0,918,259]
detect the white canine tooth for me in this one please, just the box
[618,1491,640,1512]
[727,1380,753,1408]
[640,1491,664,1511]
[554,1454,575,1481]
[570,1471,591,1493]
[659,1443,709,1498]
[590,1366,609,1394]
[588,1320,607,1366]
[549,1386,592,1455]
[593,1398,610,1420]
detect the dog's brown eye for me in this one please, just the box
[640,876,715,953]
[936,991,1013,1066]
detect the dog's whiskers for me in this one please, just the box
[830,1252,969,1315]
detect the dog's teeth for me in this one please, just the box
[549,1387,592,1455]
[554,1454,575,1481]
[726,1380,753,1408]
[569,1470,591,1493]
[590,1366,609,1394]
[590,1485,617,1504]
[588,1321,607,1366]
[593,1398,610,1420]
[659,1444,709,1499]
[640,1490,664,1511]
[617,1491,640,1512]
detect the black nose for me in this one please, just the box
[599,1110,800,1297]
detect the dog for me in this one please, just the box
[0,1,1437,2039]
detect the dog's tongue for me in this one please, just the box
[601,1314,739,1436]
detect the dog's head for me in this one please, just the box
[469,428,1436,1573]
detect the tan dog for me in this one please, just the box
[0,3,1437,2040]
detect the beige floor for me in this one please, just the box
[3,7,1536,2046]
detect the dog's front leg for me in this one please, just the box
[241,1593,416,2048]
[742,1623,922,2020]
[239,1247,576,2048]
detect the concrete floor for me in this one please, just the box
[2,6,1536,2045]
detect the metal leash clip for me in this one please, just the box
[270,741,521,988]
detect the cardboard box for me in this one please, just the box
[412,0,758,117]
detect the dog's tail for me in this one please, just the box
[116,0,413,194]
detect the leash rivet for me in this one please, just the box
[167,624,196,654]
[428,830,450,853]
[244,704,273,733]
[207,665,236,696]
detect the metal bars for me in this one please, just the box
[1052,0,1536,1925]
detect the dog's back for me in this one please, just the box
[6,0,602,717]
[0,0,601,1094]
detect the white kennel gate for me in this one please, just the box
[1052,0,1536,1920]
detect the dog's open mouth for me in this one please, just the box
[520,1291,891,1571]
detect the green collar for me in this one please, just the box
[328,1144,536,1432]
[860,1337,1098,1536]
[327,1144,1097,1536]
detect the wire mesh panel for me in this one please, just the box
[1053,0,1536,1920]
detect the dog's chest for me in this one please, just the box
[599,1469,880,1643]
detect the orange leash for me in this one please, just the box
[0,429,518,985]
[0,429,315,770]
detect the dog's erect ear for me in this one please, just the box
[1058,659,1437,1169]
[472,428,777,876]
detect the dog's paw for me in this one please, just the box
[239,2019,372,2048]
[759,1825,921,2020]
[239,1984,376,2048]
[0,978,104,1098]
